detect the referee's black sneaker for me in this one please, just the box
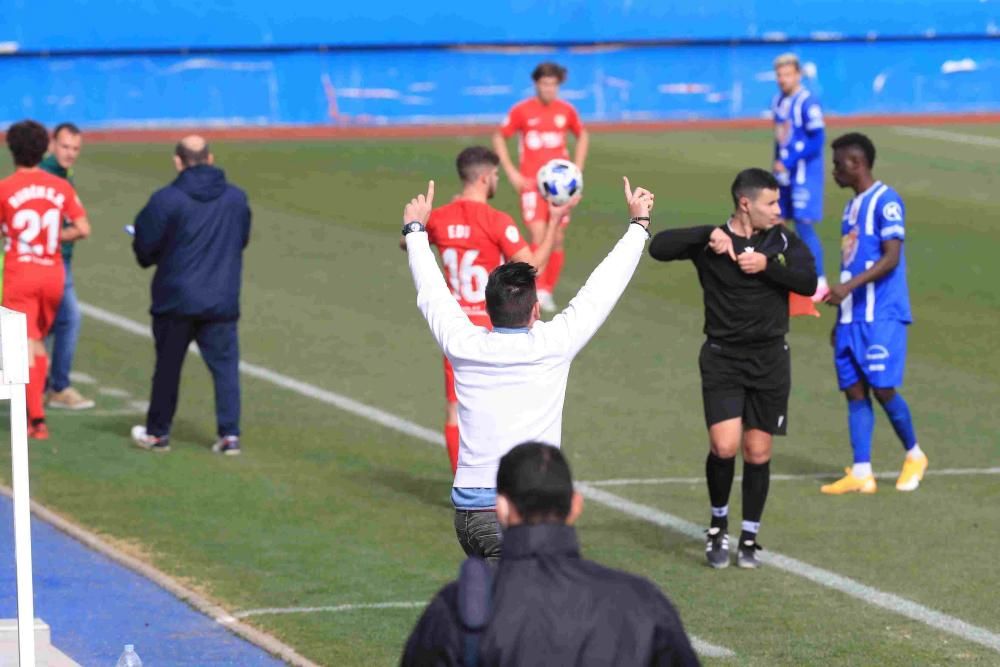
[704,527,730,569]
[737,539,763,569]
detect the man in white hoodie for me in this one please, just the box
[402,178,653,561]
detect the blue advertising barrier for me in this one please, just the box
[3,0,999,51]
[1,39,998,128]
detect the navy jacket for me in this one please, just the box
[133,165,251,319]
[401,524,700,667]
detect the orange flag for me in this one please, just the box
[790,292,820,318]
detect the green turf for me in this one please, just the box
[1,124,998,665]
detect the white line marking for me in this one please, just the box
[584,467,1000,487]
[576,483,1000,654]
[79,303,443,445]
[892,126,1000,148]
[0,485,321,667]
[80,301,1000,655]
[57,408,146,418]
[68,371,97,385]
[233,601,735,658]
[236,601,426,618]
[97,387,132,398]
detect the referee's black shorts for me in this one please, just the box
[699,337,790,436]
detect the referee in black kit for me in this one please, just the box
[649,168,816,569]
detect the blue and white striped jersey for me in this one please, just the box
[772,88,825,220]
[838,181,911,324]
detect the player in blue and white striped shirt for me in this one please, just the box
[772,53,828,301]
[821,133,929,495]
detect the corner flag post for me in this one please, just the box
[0,307,35,665]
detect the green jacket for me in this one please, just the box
[39,155,76,263]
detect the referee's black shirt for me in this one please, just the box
[649,222,817,344]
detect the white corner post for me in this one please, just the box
[0,307,34,666]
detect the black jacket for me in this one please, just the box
[401,524,700,667]
[649,223,816,344]
[133,165,251,319]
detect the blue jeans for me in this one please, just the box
[147,316,241,438]
[48,262,81,392]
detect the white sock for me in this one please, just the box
[852,462,873,478]
[906,444,924,460]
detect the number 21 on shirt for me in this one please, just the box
[7,208,61,256]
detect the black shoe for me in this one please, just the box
[705,527,730,569]
[737,539,762,569]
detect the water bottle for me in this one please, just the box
[115,644,143,667]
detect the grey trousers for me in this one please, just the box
[454,510,502,563]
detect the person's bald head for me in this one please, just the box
[173,135,213,171]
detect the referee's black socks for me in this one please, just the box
[706,452,736,530]
[741,460,771,544]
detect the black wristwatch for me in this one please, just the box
[402,221,426,235]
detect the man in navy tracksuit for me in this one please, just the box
[130,136,251,455]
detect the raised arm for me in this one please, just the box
[508,195,580,273]
[404,181,477,354]
[548,177,652,357]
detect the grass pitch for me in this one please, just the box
[2,123,999,665]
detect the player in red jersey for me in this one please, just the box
[0,120,91,439]
[492,62,589,312]
[400,146,575,472]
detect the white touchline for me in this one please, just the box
[583,467,1000,487]
[577,483,1000,654]
[80,301,1000,655]
[232,602,735,658]
[892,126,1000,149]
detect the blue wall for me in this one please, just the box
[2,40,997,129]
[1,2,999,128]
[3,0,999,50]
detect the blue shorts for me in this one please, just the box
[779,184,822,223]
[834,321,908,390]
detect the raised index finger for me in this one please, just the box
[623,176,632,202]
[426,180,435,209]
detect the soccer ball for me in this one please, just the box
[537,159,583,206]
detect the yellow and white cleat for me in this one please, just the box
[895,453,929,491]
[820,468,877,495]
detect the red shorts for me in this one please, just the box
[443,313,492,403]
[2,263,65,340]
[520,189,571,227]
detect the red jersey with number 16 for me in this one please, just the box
[0,169,86,268]
[426,200,528,318]
[499,97,583,179]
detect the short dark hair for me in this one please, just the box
[485,262,537,328]
[52,122,81,139]
[5,120,50,167]
[175,140,211,167]
[497,442,574,524]
[532,62,567,83]
[456,146,500,184]
[832,132,877,168]
[730,168,780,207]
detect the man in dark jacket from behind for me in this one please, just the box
[401,442,700,667]
[130,136,251,455]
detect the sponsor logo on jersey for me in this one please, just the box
[526,117,540,126]
[841,227,859,265]
[524,130,564,151]
[505,225,520,243]
[554,114,566,128]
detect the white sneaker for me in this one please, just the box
[537,290,557,313]
[130,425,170,452]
